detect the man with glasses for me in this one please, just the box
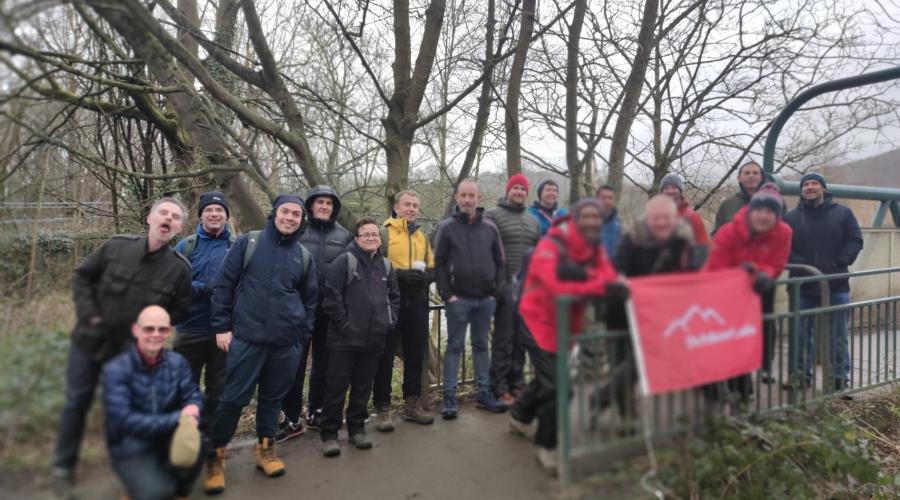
[319,217,400,456]
[52,197,192,496]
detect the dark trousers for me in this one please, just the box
[211,337,301,447]
[173,336,226,434]
[53,342,104,471]
[761,290,776,372]
[320,349,382,441]
[592,336,637,418]
[491,284,526,395]
[372,296,429,405]
[510,327,557,449]
[283,309,329,422]
[112,445,204,500]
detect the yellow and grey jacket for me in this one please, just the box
[381,216,434,299]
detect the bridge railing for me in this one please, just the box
[554,266,900,486]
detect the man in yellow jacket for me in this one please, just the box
[371,190,435,429]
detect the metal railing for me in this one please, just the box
[554,267,900,486]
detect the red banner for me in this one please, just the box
[626,268,762,395]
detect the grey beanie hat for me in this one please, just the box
[659,174,684,194]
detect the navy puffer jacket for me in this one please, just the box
[102,347,201,460]
[210,218,318,345]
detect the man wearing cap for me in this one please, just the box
[708,183,793,396]
[102,305,203,500]
[784,172,863,391]
[173,192,233,492]
[713,161,767,234]
[595,184,622,257]
[527,179,568,236]
[52,197,192,495]
[485,173,539,405]
[660,173,710,247]
[206,195,317,491]
[434,179,507,418]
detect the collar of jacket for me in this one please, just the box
[548,219,600,263]
[348,240,379,264]
[798,192,834,212]
[635,220,693,248]
[308,216,336,231]
[195,223,231,241]
[497,197,526,212]
[129,345,168,372]
[264,217,303,246]
[385,216,419,235]
[531,199,558,216]
[604,208,619,222]
[452,205,485,223]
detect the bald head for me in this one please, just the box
[132,305,172,357]
[455,179,480,216]
[643,195,678,243]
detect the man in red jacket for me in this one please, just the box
[708,182,792,396]
[660,174,710,247]
[510,198,623,472]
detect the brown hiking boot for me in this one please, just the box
[255,438,285,478]
[204,447,226,494]
[375,403,394,432]
[402,396,434,425]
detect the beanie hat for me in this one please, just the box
[169,414,200,467]
[272,193,305,212]
[536,180,558,199]
[505,173,529,194]
[659,174,684,194]
[799,172,827,190]
[572,197,606,221]
[749,182,783,218]
[198,191,229,218]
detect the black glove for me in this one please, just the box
[752,272,774,295]
[397,269,427,287]
[605,281,630,300]
[740,262,757,275]
[557,261,588,281]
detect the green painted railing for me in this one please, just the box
[554,266,900,486]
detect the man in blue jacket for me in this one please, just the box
[784,172,863,391]
[595,184,622,257]
[103,305,203,500]
[207,195,317,492]
[527,179,568,236]
[173,192,232,491]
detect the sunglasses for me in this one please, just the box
[140,325,172,334]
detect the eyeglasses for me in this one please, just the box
[140,325,172,334]
[357,233,381,240]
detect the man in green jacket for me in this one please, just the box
[712,161,765,234]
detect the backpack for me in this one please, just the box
[242,230,311,273]
[344,252,392,286]
[180,232,236,259]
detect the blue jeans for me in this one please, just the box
[801,292,851,381]
[443,297,496,396]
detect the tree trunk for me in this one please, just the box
[565,0,587,206]
[504,0,536,177]
[606,0,659,192]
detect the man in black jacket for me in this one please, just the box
[784,172,863,390]
[52,197,191,495]
[320,217,400,457]
[279,185,353,440]
[434,179,507,418]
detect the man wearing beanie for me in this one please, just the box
[660,173,710,246]
[784,172,863,392]
[206,194,318,491]
[485,173,539,405]
[528,179,568,235]
[712,161,766,234]
[707,183,793,398]
[173,192,234,493]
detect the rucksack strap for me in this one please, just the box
[345,253,392,287]
[181,234,198,258]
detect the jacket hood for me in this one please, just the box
[384,216,419,234]
[305,185,342,222]
[497,197,527,212]
[546,216,601,263]
[451,205,484,223]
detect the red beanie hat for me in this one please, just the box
[505,173,529,194]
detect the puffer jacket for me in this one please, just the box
[784,194,863,296]
[433,206,505,301]
[322,242,400,352]
[518,217,617,353]
[210,218,318,346]
[485,197,540,280]
[707,206,792,279]
[174,225,233,339]
[102,347,202,460]
[299,186,353,296]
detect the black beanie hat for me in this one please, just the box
[272,194,305,212]
[198,192,229,218]
[536,180,559,199]
[799,172,827,190]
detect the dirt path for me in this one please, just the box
[18,402,558,500]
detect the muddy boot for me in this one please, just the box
[375,403,394,432]
[402,396,434,425]
[254,437,285,478]
[204,447,226,495]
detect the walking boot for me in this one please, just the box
[204,447,226,495]
[255,437,285,478]
[375,403,394,432]
[402,396,434,425]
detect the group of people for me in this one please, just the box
[49,161,864,498]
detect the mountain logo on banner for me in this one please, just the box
[661,304,755,349]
